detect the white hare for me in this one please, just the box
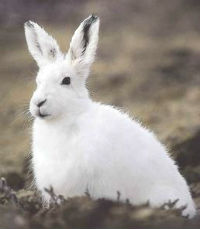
[24,15,196,218]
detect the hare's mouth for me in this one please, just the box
[37,110,50,119]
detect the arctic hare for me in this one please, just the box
[24,15,196,218]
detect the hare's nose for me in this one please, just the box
[37,99,47,107]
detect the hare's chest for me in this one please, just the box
[32,121,89,198]
[32,143,89,199]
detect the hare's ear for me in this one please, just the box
[67,15,100,77]
[24,21,62,67]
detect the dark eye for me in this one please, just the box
[61,77,71,85]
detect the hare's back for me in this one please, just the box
[80,103,168,163]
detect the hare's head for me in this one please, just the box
[24,15,99,120]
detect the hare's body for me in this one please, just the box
[32,102,196,217]
[24,15,196,218]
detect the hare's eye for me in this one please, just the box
[61,77,71,85]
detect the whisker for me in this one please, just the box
[14,102,34,129]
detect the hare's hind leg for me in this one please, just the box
[148,185,196,218]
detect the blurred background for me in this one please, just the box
[0,0,200,226]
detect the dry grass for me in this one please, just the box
[1,177,200,229]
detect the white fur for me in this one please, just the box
[24,15,196,218]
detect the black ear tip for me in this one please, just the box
[24,21,34,28]
[87,14,99,24]
[83,14,98,29]
[91,14,99,20]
